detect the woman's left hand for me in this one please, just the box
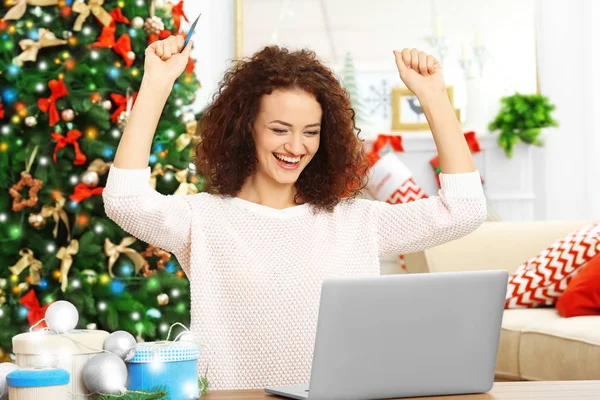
[393,48,445,99]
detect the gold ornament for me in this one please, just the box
[131,16,144,29]
[24,116,37,127]
[80,170,99,187]
[61,108,74,122]
[157,293,169,306]
[117,111,129,130]
[56,239,78,292]
[175,120,197,151]
[3,0,58,21]
[104,237,146,277]
[41,196,70,240]
[144,16,164,35]
[174,169,198,195]
[102,99,112,111]
[12,28,67,66]
[9,248,43,285]
[28,212,46,229]
[71,0,112,31]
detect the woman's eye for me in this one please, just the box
[272,129,287,134]
[305,131,320,136]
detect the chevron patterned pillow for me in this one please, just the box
[505,223,600,309]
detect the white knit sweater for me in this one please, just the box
[102,165,486,390]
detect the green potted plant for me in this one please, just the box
[488,93,558,157]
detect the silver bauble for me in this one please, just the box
[0,363,18,400]
[103,330,136,361]
[82,353,127,395]
[80,170,99,188]
[131,16,144,29]
[24,116,37,127]
[45,300,79,334]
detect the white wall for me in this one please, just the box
[534,0,599,221]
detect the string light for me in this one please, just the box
[131,312,140,321]
[99,274,110,285]
[68,37,77,46]
[36,82,45,92]
[117,0,125,7]
[98,301,107,311]
[15,138,22,146]
[9,225,21,239]
[11,115,20,124]
[52,270,61,279]
[58,73,64,80]
[69,175,78,185]
[175,99,184,107]
[90,67,97,74]
[7,65,18,76]
[0,213,7,222]
[111,128,121,138]
[108,67,120,79]
[65,59,76,70]
[39,156,49,165]
[1,126,9,135]
[0,143,8,152]
[2,88,17,103]
[82,26,92,35]
[71,279,81,289]
[110,280,125,294]
[77,213,89,227]
[114,61,122,68]
[8,26,16,34]
[43,15,52,23]
[62,51,70,59]
[25,20,34,28]
[91,50,99,60]
[38,61,47,70]
[163,171,173,182]
[54,57,61,64]
[94,224,103,233]
[171,289,180,298]
[47,243,56,253]
[0,309,4,318]
[160,323,169,333]
[166,129,175,138]
[131,68,139,77]
[89,83,96,90]
[85,127,98,139]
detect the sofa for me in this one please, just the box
[386,220,600,381]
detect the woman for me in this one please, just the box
[103,36,486,390]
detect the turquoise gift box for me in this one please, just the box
[126,341,200,399]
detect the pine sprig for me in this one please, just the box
[98,385,169,400]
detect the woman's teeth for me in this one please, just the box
[274,154,301,163]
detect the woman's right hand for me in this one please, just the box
[144,35,194,84]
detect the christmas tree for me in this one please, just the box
[0,0,202,359]
[341,51,368,124]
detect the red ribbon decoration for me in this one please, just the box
[186,56,195,74]
[70,183,104,203]
[170,0,189,32]
[148,29,173,44]
[464,131,481,153]
[110,92,137,123]
[0,103,4,119]
[113,34,134,67]
[37,79,68,126]
[51,129,87,166]
[93,8,130,48]
[19,289,49,330]
[371,134,404,154]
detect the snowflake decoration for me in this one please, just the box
[364,79,391,119]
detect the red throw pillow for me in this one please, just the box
[556,253,600,317]
[505,223,600,309]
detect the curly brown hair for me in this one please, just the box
[195,45,369,212]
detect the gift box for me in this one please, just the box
[12,329,109,400]
[127,341,200,400]
[7,368,69,400]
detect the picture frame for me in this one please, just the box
[391,86,455,131]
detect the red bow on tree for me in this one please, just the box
[186,56,195,74]
[0,103,4,119]
[19,289,49,330]
[148,29,173,44]
[38,79,68,126]
[109,92,137,123]
[70,183,104,203]
[169,0,188,32]
[93,8,134,67]
[51,129,87,166]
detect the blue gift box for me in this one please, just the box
[126,341,200,400]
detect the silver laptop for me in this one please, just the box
[265,269,508,400]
